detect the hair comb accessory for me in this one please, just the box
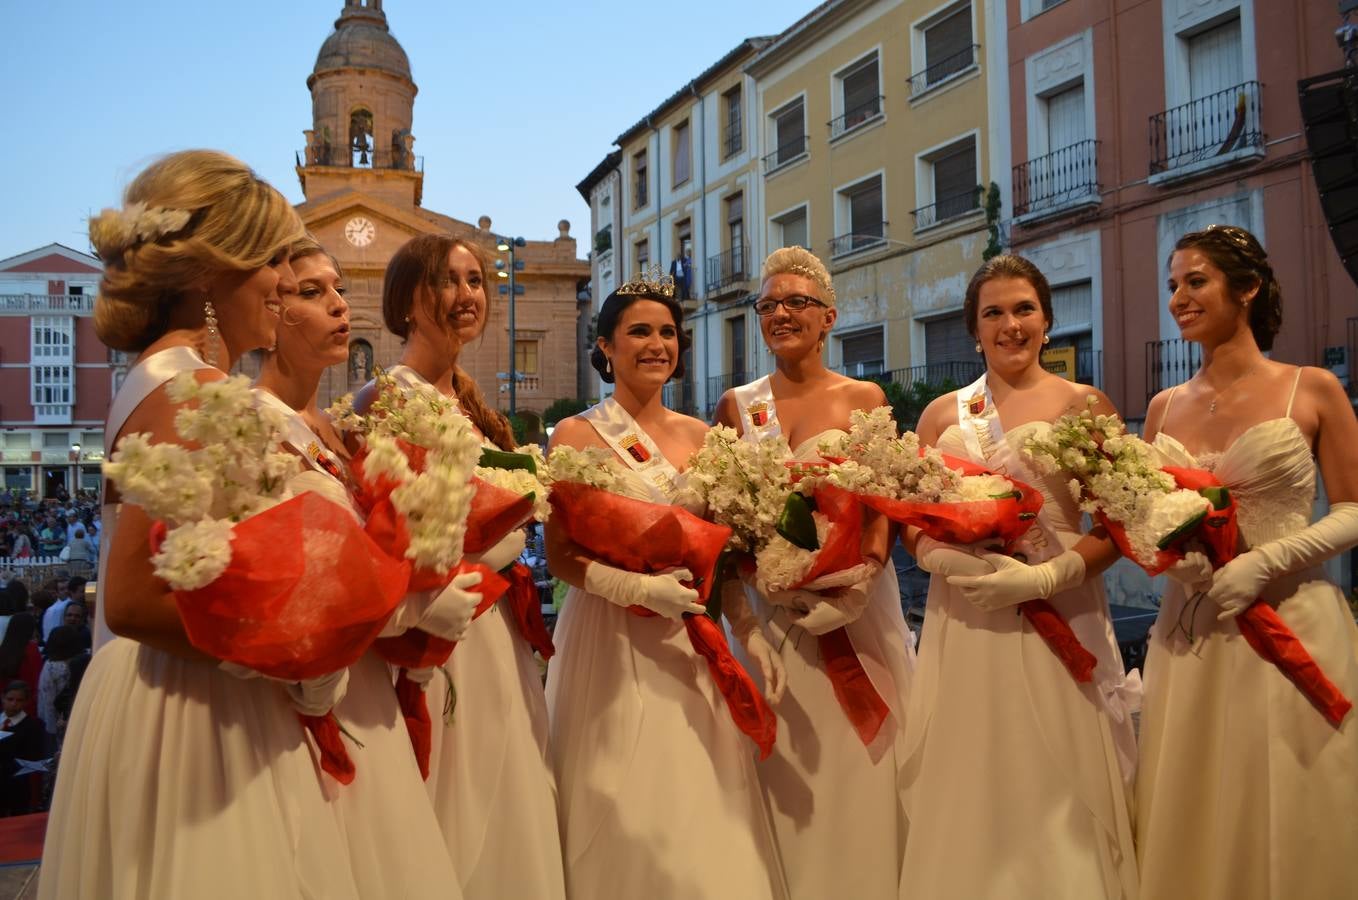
[90,202,193,257]
[617,265,676,298]
[782,263,837,305]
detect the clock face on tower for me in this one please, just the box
[344,216,376,248]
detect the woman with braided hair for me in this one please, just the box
[1138,224,1358,899]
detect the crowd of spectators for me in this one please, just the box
[0,489,100,570]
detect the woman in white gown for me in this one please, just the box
[356,233,566,900]
[715,247,915,900]
[40,150,362,899]
[252,236,462,900]
[1138,225,1358,899]
[546,274,789,900]
[903,254,1139,900]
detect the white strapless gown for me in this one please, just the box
[545,467,788,900]
[1137,420,1358,900]
[897,423,1138,900]
[741,430,917,900]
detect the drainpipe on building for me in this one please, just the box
[691,82,714,417]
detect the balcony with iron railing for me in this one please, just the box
[0,294,94,315]
[762,134,809,173]
[705,246,749,296]
[1149,80,1264,182]
[870,360,986,394]
[1146,338,1203,401]
[828,95,884,140]
[296,147,423,173]
[911,191,981,231]
[593,226,612,255]
[908,44,980,99]
[829,223,888,259]
[1013,140,1101,221]
[662,380,697,416]
[705,371,750,417]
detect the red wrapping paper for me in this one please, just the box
[1104,466,1352,727]
[162,492,411,682]
[505,562,555,660]
[298,712,355,784]
[549,481,777,757]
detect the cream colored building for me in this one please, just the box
[746,0,1008,397]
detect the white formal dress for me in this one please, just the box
[252,389,462,900]
[897,422,1139,900]
[384,365,566,900]
[40,347,361,900]
[1137,383,1358,900]
[546,460,788,900]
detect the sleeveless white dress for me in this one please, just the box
[742,429,917,900]
[383,365,566,900]
[1137,383,1358,899]
[40,347,362,900]
[897,423,1139,900]
[252,389,463,900]
[545,462,789,900]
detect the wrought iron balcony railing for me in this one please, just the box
[828,95,884,139]
[1146,338,1203,401]
[762,134,809,172]
[723,125,743,159]
[829,224,887,258]
[705,371,750,417]
[870,361,986,394]
[911,191,980,230]
[908,44,980,97]
[1041,347,1104,389]
[705,245,749,295]
[1149,80,1264,176]
[662,380,697,416]
[1013,140,1100,218]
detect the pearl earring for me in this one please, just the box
[203,298,221,369]
[1042,334,1050,345]
[974,342,982,354]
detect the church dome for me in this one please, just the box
[311,1,411,83]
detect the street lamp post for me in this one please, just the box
[496,236,526,416]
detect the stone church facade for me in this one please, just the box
[291,0,590,433]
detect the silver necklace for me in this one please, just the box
[1204,363,1258,415]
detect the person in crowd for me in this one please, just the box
[359,233,566,900]
[253,234,462,900]
[39,149,363,900]
[39,580,72,643]
[0,681,47,816]
[37,515,63,557]
[547,274,788,899]
[1137,224,1358,900]
[0,613,42,719]
[900,254,1139,899]
[61,527,92,567]
[38,626,83,741]
[714,247,914,900]
[61,602,91,653]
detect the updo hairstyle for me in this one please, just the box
[761,246,836,306]
[590,287,691,385]
[1170,225,1283,351]
[962,254,1054,337]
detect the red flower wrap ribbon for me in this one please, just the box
[505,562,555,660]
[1102,466,1352,726]
[549,481,777,757]
[297,711,355,784]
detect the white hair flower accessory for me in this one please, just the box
[90,201,193,256]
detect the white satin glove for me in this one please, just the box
[722,578,786,703]
[468,528,527,574]
[947,549,1086,612]
[1164,551,1215,598]
[914,534,997,578]
[787,560,880,636]
[584,561,705,621]
[1206,501,1358,621]
[417,571,485,640]
[219,661,351,716]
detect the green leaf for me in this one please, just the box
[777,492,820,551]
[1200,485,1231,511]
[1157,509,1208,550]
[478,447,536,474]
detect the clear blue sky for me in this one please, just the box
[0,0,803,263]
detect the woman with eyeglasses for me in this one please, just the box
[714,247,915,900]
[897,254,1138,899]
[1136,225,1358,900]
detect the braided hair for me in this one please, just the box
[1171,225,1283,351]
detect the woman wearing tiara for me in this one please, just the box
[900,254,1138,899]
[252,236,461,899]
[1137,225,1358,900]
[546,272,789,899]
[41,151,361,900]
[714,247,914,900]
[359,233,566,900]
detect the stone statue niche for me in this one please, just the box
[350,109,375,167]
[349,339,374,384]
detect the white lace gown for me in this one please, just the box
[897,423,1139,900]
[545,466,788,900]
[1138,420,1358,900]
[741,430,916,900]
[40,347,362,900]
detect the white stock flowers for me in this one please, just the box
[1023,397,1210,566]
[544,444,630,494]
[476,444,553,522]
[329,369,482,573]
[101,373,300,590]
[678,425,795,554]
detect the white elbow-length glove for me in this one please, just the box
[947,549,1086,612]
[784,560,881,636]
[1206,501,1358,620]
[381,570,486,641]
[722,578,786,703]
[584,561,706,621]
[914,534,999,579]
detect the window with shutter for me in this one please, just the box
[723,86,743,158]
[848,177,884,239]
[841,329,885,376]
[1050,281,1092,332]
[924,5,973,85]
[673,120,691,186]
[840,55,880,127]
[633,149,648,209]
[932,138,978,219]
[1046,83,1086,151]
[774,206,809,249]
[728,315,747,378]
[924,313,974,364]
[774,101,806,164]
[1188,17,1243,101]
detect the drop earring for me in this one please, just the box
[605,356,613,375]
[203,297,221,369]
[974,342,982,354]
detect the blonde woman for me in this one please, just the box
[715,247,915,900]
[40,151,361,900]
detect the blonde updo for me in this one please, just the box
[761,246,836,306]
[90,149,304,352]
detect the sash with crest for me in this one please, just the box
[581,396,680,500]
[732,375,781,440]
